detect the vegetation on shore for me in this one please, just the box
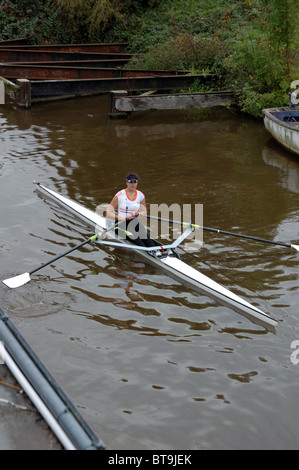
[0,0,298,117]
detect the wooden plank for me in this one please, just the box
[16,79,31,108]
[0,79,4,104]
[109,90,128,118]
[114,91,236,113]
[0,76,19,103]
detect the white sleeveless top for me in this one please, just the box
[116,189,145,218]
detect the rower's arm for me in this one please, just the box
[139,198,147,216]
[106,196,120,220]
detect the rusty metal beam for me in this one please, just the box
[29,74,217,101]
[0,43,128,53]
[0,64,186,80]
[0,38,28,46]
[0,49,133,62]
[5,59,131,68]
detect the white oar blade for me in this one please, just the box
[2,273,31,289]
[291,244,299,252]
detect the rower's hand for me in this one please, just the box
[127,211,139,220]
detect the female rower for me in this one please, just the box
[106,172,158,250]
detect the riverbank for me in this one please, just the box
[0,364,62,450]
[0,1,298,118]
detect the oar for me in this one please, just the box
[2,217,128,289]
[2,234,99,289]
[142,215,299,252]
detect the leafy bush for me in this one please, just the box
[48,0,162,43]
[221,33,291,116]
[239,87,289,117]
[0,0,67,43]
[129,33,228,73]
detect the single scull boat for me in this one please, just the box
[33,183,277,329]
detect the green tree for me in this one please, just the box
[0,0,65,43]
[267,0,299,75]
[49,0,159,43]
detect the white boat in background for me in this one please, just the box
[262,106,299,157]
[30,183,278,330]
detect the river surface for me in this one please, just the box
[1,95,299,450]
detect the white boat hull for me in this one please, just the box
[263,107,299,157]
[35,183,278,329]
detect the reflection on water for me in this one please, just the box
[262,139,299,194]
[0,97,299,449]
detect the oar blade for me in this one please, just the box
[291,244,299,252]
[2,273,31,289]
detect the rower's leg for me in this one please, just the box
[126,221,156,247]
[124,220,180,258]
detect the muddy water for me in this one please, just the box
[0,95,299,449]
